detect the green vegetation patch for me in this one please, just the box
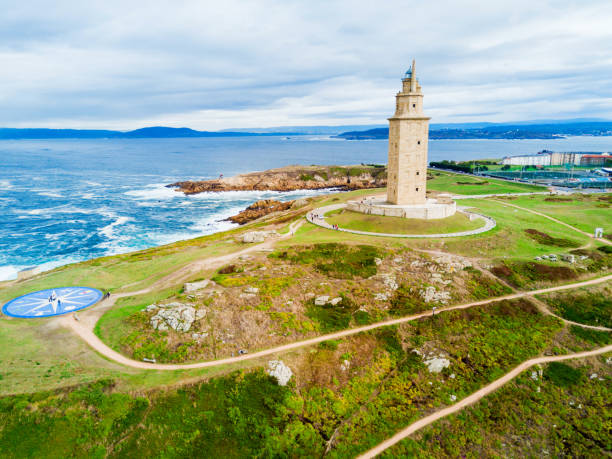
[569,325,611,346]
[306,295,359,332]
[524,228,581,248]
[492,261,577,288]
[391,360,611,458]
[541,290,612,328]
[463,267,513,299]
[0,371,291,458]
[389,284,427,316]
[0,379,149,458]
[273,243,383,279]
[543,362,584,387]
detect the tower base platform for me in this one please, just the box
[346,196,456,220]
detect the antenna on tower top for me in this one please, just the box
[410,59,417,92]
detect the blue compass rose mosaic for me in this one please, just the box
[2,287,103,318]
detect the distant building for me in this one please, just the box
[501,152,551,166]
[501,150,610,167]
[580,153,611,166]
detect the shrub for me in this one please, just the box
[492,261,577,288]
[219,264,237,274]
[524,229,580,248]
[570,325,611,345]
[544,362,583,387]
[285,243,382,279]
[389,284,427,316]
[546,292,611,328]
[318,340,340,350]
[464,267,513,299]
[306,295,358,332]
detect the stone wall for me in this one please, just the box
[346,198,456,220]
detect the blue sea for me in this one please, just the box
[2,135,612,281]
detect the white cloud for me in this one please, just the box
[0,0,611,129]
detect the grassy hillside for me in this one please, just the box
[0,173,610,457]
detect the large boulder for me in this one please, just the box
[423,357,450,373]
[184,279,210,293]
[149,302,205,332]
[315,295,330,306]
[267,360,293,386]
[238,230,280,243]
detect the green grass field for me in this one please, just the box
[495,193,612,237]
[324,208,483,234]
[440,198,591,259]
[0,236,246,305]
[427,170,546,195]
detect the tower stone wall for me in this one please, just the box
[386,60,430,205]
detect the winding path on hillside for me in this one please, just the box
[60,273,612,370]
[356,343,612,459]
[59,219,305,332]
[53,197,611,457]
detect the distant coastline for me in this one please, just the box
[335,121,612,140]
[3,119,612,140]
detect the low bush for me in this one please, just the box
[492,261,577,288]
[464,267,513,299]
[524,229,580,248]
[544,362,583,387]
[569,325,611,345]
[306,295,358,332]
[281,243,383,279]
[389,284,427,316]
[545,292,611,328]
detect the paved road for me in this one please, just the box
[61,271,612,370]
[307,204,496,238]
[357,344,612,459]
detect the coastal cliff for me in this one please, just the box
[167,165,387,195]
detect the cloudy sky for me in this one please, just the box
[1,0,611,130]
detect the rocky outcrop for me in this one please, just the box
[184,279,210,293]
[225,199,294,225]
[147,302,206,332]
[267,360,293,386]
[237,230,280,243]
[167,165,387,195]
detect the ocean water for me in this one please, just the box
[1,135,612,281]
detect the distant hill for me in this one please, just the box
[219,124,387,135]
[0,126,294,140]
[336,121,612,140]
[3,120,612,140]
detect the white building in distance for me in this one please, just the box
[501,151,611,166]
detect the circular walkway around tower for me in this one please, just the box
[2,287,103,318]
[307,204,496,238]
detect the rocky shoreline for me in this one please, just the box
[167,164,387,195]
[224,199,296,225]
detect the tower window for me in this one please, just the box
[412,104,416,108]
[416,171,420,175]
[417,140,421,145]
[416,187,419,192]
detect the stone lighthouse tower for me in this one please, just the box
[346,60,455,219]
[386,59,430,205]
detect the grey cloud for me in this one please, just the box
[0,0,611,128]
